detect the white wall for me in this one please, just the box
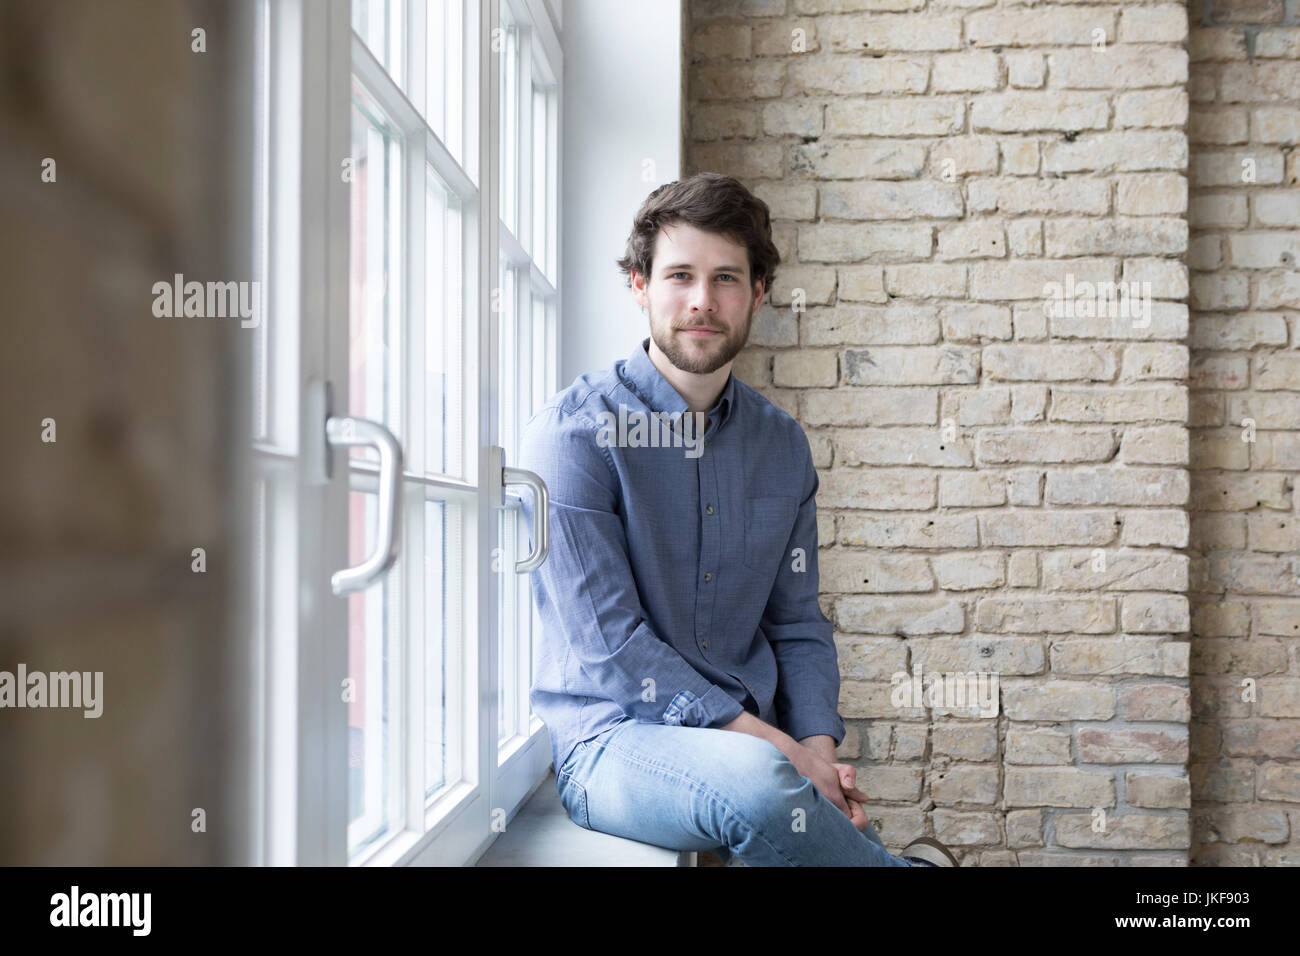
[559,0,683,386]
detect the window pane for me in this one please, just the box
[352,0,403,86]
[426,168,464,478]
[347,491,401,855]
[531,83,546,269]
[349,81,404,455]
[498,15,518,238]
[427,0,465,167]
[496,508,516,744]
[425,498,462,799]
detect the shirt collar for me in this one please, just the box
[622,338,736,431]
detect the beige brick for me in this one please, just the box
[1057,813,1189,849]
[1191,150,1285,186]
[1121,593,1191,633]
[932,52,1001,92]
[966,10,1116,48]
[798,222,932,262]
[1006,727,1072,765]
[1005,767,1116,807]
[1119,344,1189,384]
[692,22,753,61]
[817,467,937,509]
[841,346,979,385]
[759,102,823,139]
[694,60,786,100]
[1119,684,1192,722]
[1120,424,1190,465]
[820,550,933,593]
[970,258,1116,300]
[768,264,836,307]
[931,136,1000,177]
[836,595,964,634]
[1001,139,1040,175]
[1077,727,1188,763]
[980,510,1117,547]
[1007,808,1044,847]
[1116,174,1188,215]
[931,765,1000,807]
[1048,386,1187,423]
[884,263,966,298]
[969,177,1109,215]
[971,92,1109,132]
[978,598,1116,635]
[838,512,978,548]
[932,552,1005,589]
[937,222,1007,260]
[1252,107,1300,145]
[932,724,999,761]
[1118,5,1189,44]
[1126,773,1191,809]
[790,140,926,179]
[939,472,1007,507]
[821,181,963,219]
[801,304,939,345]
[753,19,822,57]
[752,180,817,219]
[788,54,927,95]
[1007,221,1043,258]
[823,14,964,52]
[1118,509,1190,546]
[690,104,759,140]
[1040,548,1187,591]
[1047,47,1187,90]
[1049,636,1189,676]
[837,266,887,302]
[802,387,935,425]
[1189,108,1249,145]
[1045,467,1189,506]
[940,303,1013,341]
[772,349,837,387]
[1044,131,1187,173]
[1005,51,1045,89]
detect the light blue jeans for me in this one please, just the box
[555,720,918,866]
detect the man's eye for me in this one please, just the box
[717,274,735,281]
[671,272,689,280]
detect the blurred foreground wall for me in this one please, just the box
[0,0,254,864]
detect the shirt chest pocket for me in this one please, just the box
[743,495,799,571]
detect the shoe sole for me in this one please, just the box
[902,836,959,867]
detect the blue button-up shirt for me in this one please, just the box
[519,337,845,771]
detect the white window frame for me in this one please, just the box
[250,0,561,868]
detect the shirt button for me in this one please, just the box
[704,572,712,582]
[702,640,710,650]
[705,505,714,515]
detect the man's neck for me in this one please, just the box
[646,339,730,414]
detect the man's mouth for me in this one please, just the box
[678,325,723,337]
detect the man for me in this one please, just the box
[519,172,957,867]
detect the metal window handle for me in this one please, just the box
[504,465,549,572]
[488,445,549,573]
[326,415,403,595]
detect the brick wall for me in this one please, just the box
[1187,0,1300,866]
[686,0,1204,865]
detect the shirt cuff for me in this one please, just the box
[782,710,846,749]
[662,685,745,729]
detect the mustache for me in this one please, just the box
[672,322,726,332]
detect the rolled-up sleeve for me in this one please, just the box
[519,407,745,730]
[761,430,846,747]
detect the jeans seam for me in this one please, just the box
[587,736,799,866]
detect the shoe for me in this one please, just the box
[901,836,959,867]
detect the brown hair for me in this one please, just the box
[615,171,780,297]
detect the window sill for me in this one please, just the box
[474,770,695,867]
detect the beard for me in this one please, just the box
[648,302,755,375]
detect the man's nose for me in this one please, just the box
[688,279,717,313]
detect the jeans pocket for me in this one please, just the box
[557,770,591,830]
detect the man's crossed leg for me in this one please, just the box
[555,721,919,867]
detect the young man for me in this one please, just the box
[519,172,957,867]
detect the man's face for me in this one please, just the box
[634,222,765,375]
